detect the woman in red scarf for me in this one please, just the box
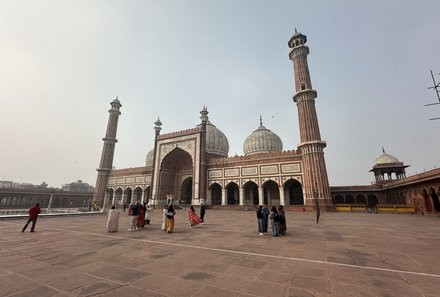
[188,206,202,228]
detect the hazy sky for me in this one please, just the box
[1,0,439,188]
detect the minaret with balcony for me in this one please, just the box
[288,30,333,210]
[92,97,122,208]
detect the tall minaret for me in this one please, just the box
[288,30,333,210]
[199,106,208,205]
[92,97,122,208]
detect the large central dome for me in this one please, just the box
[243,117,283,156]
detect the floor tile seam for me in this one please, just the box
[4,222,440,280]
[11,271,74,296]
[80,271,128,287]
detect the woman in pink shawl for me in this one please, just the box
[188,206,202,228]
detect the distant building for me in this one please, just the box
[61,180,94,192]
[0,180,48,189]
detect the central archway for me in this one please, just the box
[158,147,193,203]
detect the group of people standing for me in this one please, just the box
[106,202,207,233]
[106,202,152,232]
[256,205,287,236]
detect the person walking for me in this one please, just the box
[106,205,119,232]
[278,205,287,235]
[199,203,206,224]
[161,205,168,231]
[22,203,41,232]
[269,206,281,237]
[262,204,269,233]
[188,206,202,228]
[166,205,176,233]
[256,205,264,235]
[128,202,139,231]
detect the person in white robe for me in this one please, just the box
[106,205,119,232]
[161,205,168,231]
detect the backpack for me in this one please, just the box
[273,213,280,222]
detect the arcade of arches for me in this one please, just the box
[331,185,440,213]
[208,178,303,206]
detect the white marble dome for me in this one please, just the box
[196,107,229,157]
[204,121,229,157]
[145,149,154,166]
[243,120,283,156]
[374,150,400,165]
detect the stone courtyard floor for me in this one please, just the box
[0,210,439,297]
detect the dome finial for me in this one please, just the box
[382,146,385,153]
[200,106,209,124]
[295,27,297,33]
[154,117,162,136]
[259,114,263,126]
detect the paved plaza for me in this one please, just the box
[1,209,439,297]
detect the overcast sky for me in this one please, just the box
[1,0,439,188]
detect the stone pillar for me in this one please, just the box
[222,189,227,205]
[207,188,212,205]
[279,186,285,206]
[258,187,264,206]
[140,189,144,204]
[121,192,126,205]
[239,188,244,206]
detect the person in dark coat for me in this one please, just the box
[256,205,264,235]
[261,204,270,233]
[278,205,287,235]
[22,203,41,232]
[199,203,206,224]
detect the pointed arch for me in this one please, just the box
[133,187,143,203]
[429,187,440,212]
[334,195,344,204]
[144,186,151,204]
[124,187,133,204]
[106,188,114,206]
[158,147,193,202]
[263,180,280,206]
[226,182,239,205]
[114,188,123,206]
[284,178,303,205]
[243,181,259,206]
[346,195,354,204]
[355,194,366,204]
[209,183,222,205]
[367,195,378,209]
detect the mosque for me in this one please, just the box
[92,31,440,214]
